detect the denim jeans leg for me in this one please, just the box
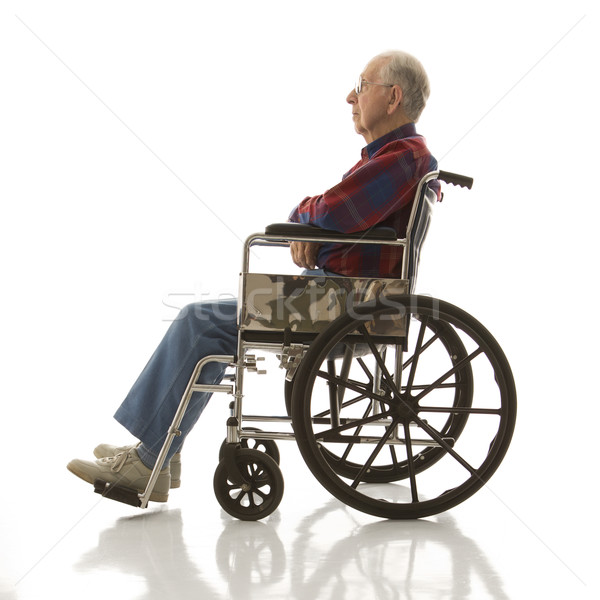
[113,298,238,466]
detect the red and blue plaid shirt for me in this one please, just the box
[288,123,439,277]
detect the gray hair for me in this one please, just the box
[375,51,430,122]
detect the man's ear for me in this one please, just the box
[388,85,403,114]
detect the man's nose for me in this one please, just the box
[346,89,357,104]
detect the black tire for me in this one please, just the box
[291,294,516,519]
[219,428,281,465]
[214,448,284,521]
[285,318,473,483]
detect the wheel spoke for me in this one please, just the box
[402,329,441,370]
[315,409,394,441]
[351,419,399,488]
[403,421,419,502]
[413,419,479,476]
[249,464,264,483]
[413,347,484,403]
[405,317,429,394]
[389,444,399,468]
[419,405,501,415]
[357,325,402,400]
[340,402,374,461]
[327,360,340,427]
[357,325,425,425]
[337,346,355,406]
[316,370,392,406]
[356,357,374,384]
[314,393,369,419]
[408,382,463,391]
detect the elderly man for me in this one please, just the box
[67,50,439,502]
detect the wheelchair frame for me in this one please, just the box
[94,170,517,521]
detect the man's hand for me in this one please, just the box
[290,241,321,270]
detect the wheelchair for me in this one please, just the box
[96,170,517,521]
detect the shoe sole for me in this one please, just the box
[67,462,169,503]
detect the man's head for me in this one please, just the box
[347,51,430,144]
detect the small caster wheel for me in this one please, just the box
[214,448,284,521]
[219,428,280,464]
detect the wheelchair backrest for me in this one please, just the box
[403,170,474,291]
[404,183,437,293]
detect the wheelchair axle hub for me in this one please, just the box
[392,395,420,420]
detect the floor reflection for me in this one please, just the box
[74,487,508,599]
[74,508,219,600]
[216,520,287,598]
[287,492,509,600]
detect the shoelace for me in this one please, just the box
[100,450,131,473]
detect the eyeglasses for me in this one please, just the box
[355,77,394,95]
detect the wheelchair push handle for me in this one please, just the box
[437,170,474,189]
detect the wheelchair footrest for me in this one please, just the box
[94,479,142,508]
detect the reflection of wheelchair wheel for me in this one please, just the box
[216,521,286,590]
[291,294,516,519]
[219,428,281,465]
[214,449,284,521]
[285,317,473,483]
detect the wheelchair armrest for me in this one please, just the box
[264,222,397,241]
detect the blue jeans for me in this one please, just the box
[114,298,239,467]
[114,269,333,467]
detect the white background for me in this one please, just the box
[1,1,598,598]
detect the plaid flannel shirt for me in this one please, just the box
[288,123,439,277]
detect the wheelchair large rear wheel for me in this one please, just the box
[291,295,516,519]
